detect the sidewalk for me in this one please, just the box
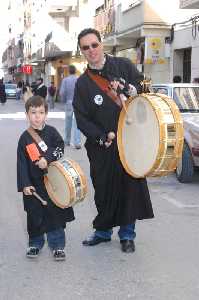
[0,98,65,114]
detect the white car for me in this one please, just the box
[152,83,199,183]
[5,83,17,98]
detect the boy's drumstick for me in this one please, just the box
[31,190,47,206]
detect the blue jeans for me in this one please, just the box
[95,224,136,241]
[29,228,65,250]
[65,104,81,146]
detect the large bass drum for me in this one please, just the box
[44,158,87,208]
[117,93,184,178]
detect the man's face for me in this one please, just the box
[79,33,103,66]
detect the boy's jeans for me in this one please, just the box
[29,228,65,251]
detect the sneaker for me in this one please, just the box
[53,249,66,261]
[26,247,40,258]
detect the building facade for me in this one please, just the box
[2,0,199,85]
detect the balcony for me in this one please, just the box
[47,0,78,15]
[180,0,199,8]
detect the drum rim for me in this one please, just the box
[44,161,75,209]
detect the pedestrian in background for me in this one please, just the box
[47,81,56,109]
[22,81,33,103]
[73,28,154,253]
[17,95,75,260]
[0,79,6,105]
[16,81,23,100]
[60,65,81,149]
[33,78,47,99]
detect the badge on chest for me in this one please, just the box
[94,94,103,105]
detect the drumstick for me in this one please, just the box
[32,191,47,206]
[120,94,132,125]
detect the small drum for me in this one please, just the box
[44,158,87,208]
[117,93,184,178]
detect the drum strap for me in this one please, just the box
[27,127,48,152]
[86,69,122,107]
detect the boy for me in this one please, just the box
[17,95,74,260]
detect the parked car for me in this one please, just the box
[5,83,17,98]
[152,83,199,183]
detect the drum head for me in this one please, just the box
[118,96,160,177]
[45,162,72,208]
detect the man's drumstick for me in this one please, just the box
[120,94,132,125]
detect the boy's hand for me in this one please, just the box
[23,186,35,195]
[35,157,48,169]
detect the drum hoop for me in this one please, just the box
[44,161,75,208]
[66,158,88,202]
[117,94,167,177]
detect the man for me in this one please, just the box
[34,78,47,99]
[60,65,81,149]
[73,28,154,253]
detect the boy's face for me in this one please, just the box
[26,105,47,130]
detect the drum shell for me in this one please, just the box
[44,158,87,208]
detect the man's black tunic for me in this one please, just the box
[73,55,154,231]
[17,124,74,238]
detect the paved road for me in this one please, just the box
[0,99,199,300]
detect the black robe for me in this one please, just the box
[73,55,154,231]
[17,124,74,238]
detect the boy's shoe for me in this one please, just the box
[26,247,40,258]
[53,249,66,261]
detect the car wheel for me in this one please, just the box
[176,142,194,183]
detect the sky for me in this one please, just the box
[0,2,9,76]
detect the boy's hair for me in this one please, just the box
[25,95,48,113]
[77,28,101,47]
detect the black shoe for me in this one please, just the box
[26,247,40,258]
[120,240,135,253]
[53,249,66,261]
[82,235,111,246]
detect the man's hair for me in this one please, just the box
[25,95,48,113]
[68,65,76,74]
[77,28,101,46]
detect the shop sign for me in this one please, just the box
[145,37,166,64]
[22,65,32,74]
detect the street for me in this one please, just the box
[0,99,199,300]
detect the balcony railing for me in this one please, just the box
[94,5,115,38]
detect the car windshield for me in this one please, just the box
[5,84,16,89]
[173,87,199,112]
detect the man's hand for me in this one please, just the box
[23,186,35,195]
[35,157,48,169]
[105,131,115,148]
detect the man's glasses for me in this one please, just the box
[81,43,100,51]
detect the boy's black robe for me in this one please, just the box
[73,55,154,231]
[17,124,74,238]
